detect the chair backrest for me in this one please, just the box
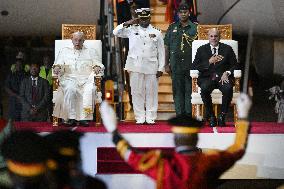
[54,40,102,63]
[197,24,232,40]
[192,40,238,62]
[62,24,96,40]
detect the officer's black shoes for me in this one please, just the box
[65,119,77,127]
[217,113,226,127]
[78,120,89,127]
[209,116,217,127]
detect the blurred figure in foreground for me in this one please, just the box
[1,130,57,189]
[100,93,252,189]
[45,130,107,189]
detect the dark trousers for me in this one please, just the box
[198,78,233,117]
[172,72,192,115]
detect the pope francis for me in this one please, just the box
[53,32,104,126]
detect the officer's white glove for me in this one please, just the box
[237,93,252,119]
[99,101,117,133]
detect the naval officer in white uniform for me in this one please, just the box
[113,8,165,124]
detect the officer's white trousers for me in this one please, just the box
[129,72,158,122]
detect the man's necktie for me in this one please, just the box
[211,48,217,81]
[213,47,217,55]
[32,79,37,104]
[32,79,36,87]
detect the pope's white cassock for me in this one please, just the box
[53,46,104,121]
[113,23,165,123]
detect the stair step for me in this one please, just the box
[157,112,176,120]
[151,5,167,13]
[151,14,166,23]
[158,93,173,102]
[150,0,166,6]
[158,85,172,93]
[158,109,175,113]
[158,103,175,110]
[159,100,174,104]
[159,76,172,84]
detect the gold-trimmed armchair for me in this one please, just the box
[52,24,104,126]
[190,24,241,124]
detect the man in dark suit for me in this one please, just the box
[193,28,238,127]
[20,63,50,121]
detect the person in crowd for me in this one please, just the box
[39,55,53,86]
[10,51,30,74]
[20,63,50,121]
[100,93,252,189]
[44,130,107,189]
[164,3,197,117]
[1,130,57,189]
[5,55,28,121]
[165,0,198,24]
[113,8,165,124]
[192,28,238,127]
[39,55,53,121]
[53,31,104,127]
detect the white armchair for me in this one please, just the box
[52,40,104,126]
[190,40,241,123]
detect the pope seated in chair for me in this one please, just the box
[53,31,104,126]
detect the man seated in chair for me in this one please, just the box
[53,31,104,126]
[192,28,238,127]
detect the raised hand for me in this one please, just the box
[123,18,139,27]
[237,93,252,119]
[99,101,117,132]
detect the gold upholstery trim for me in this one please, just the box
[197,24,232,40]
[62,24,96,40]
[84,107,93,116]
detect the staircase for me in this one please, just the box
[114,0,176,120]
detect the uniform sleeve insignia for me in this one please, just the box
[138,150,162,171]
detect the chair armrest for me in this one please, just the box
[190,70,199,78]
[234,70,242,78]
[233,70,242,92]
[190,70,199,93]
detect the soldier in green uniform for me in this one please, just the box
[164,3,197,116]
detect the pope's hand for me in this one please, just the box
[100,101,117,132]
[237,93,252,119]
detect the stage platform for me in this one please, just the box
[15,121,284,189]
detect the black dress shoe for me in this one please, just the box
[65,119,77,127]
[217,114,226,126]
[78,120,89,127]
[209,116,217,127]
